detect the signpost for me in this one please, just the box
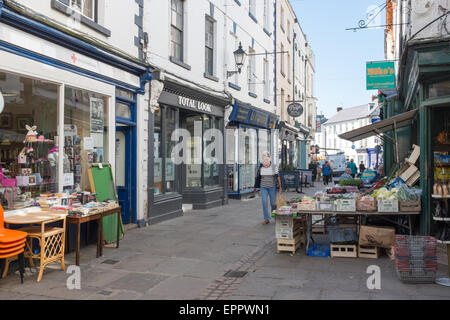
[287,102,303,118]
[366,61,396,90]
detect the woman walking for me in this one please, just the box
[254,151,282,225]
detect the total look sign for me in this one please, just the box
[366,61,396,90]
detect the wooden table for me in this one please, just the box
[4,209,67,282]
[294,210,422,254]
[66,206,121,266]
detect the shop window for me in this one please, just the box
[165,108,178,193]
[429,80,450,99]
[185,114,203,188]
[116,88,134,100]
[116,102,132,119]
[0,71,58,209]
[153,107,163,195]
[204,116,218,187]
[238,128,257,191]
[258,129,271,163]
[64,86,108,192]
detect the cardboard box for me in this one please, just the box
[359,225,396,248]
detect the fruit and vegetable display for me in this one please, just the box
[397,186,422,202]
[356,194,377,211]
[327,186,359,194]
[338,178,363,187]
[371,187,399,200]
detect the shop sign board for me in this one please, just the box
[366,61,396,90]
[178,96,212,113]
[287,103,303,118]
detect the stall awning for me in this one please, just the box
[338,109,418,142]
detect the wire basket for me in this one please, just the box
[394,235,438,284]
[396,269,437,284]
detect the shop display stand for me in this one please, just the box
[432,195,450,286]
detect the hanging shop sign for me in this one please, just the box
[287,103,303,118]
[228,103,278,129]
[366,61,396,90]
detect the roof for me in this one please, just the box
[325,104,379,125]
[338,109,418,142]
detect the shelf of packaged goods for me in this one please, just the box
[434,144,450,152]
[437,240,450,244]
[434,163,450,167]
[432,195,449,199]
[433,217,450,221]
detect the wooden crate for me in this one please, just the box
[277,231,306,254]
[385,247,395,260]
[276,222,305,239]
[330,244,358,258]
[400,164,418,182]
[358,245,381,259]
[406,170,420,187]
[399,198,421,212]
[406,144,420,165]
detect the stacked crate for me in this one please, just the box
[276,217,306,254]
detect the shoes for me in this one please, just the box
[262,220,270,225]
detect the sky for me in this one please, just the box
[291,0,387,119]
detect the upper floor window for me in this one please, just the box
[263,59,270,100]
[264,0,270,30]
[205,17,215,76]
[171,0,184,61]
[280,43,285,75]
[249,0,256,17]
[280,6,285,32]
[248,47,256,93]
[70,0,95,21]
[287,20,291,41]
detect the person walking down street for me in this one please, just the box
[322,161,332,185]
[347,159,357,178]
[359,161,366,174]
[254,151,282,225]
[309,162,317,185]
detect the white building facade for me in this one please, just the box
[318,100,382,170]
[0,0,150,226]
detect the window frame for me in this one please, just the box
[205,16,215,77]
[171,0,185,62]
[69,0,96,21]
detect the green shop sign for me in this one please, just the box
[366,61,396,90]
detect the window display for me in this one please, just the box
[64,86,109,193]
[153,107,162,195]
[239,128,257,191]
[0,71,58,209]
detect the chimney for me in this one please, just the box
[337,107,343,112]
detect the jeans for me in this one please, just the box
[323,175,330,185]
[260,187,277,221]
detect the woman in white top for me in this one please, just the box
[254,151,282,225]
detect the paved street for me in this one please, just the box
[0,185,449,300]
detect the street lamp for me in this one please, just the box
[227,42,247,78]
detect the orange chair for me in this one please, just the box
[0,205,27,283]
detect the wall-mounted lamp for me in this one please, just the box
[227,42,247,78]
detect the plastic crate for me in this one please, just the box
[327,225,357,243]
[307,244,330,258]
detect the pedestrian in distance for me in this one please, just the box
[322,161,332,185]
[347,159,357,178]
[359,161,366,174]
[254,151,282,225]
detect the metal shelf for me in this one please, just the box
[437,239,450,244]
[433,217,450,221]
[432,194,449,199]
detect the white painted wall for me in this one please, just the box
[14,0,140,59]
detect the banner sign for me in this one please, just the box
[366,61,396,90]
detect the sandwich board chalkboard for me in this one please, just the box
[88,163,123,244]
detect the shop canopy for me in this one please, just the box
[338,109,418,143]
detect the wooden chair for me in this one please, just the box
[0,205,27,283]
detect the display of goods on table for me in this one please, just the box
[327,186,359,194]
[356,194,377,211]
[372,187,399,212]
[334,193,356,212]
[397,186,422,212]
[338,178,363,187]
[298,196,316,211]
[273,205,297,217]
[359,225,396,248]
[394,235,437,284]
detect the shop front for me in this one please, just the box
[0,4,150,225]
[148,80,229,222]
[278,122,300,170]
[226,100,278,199]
